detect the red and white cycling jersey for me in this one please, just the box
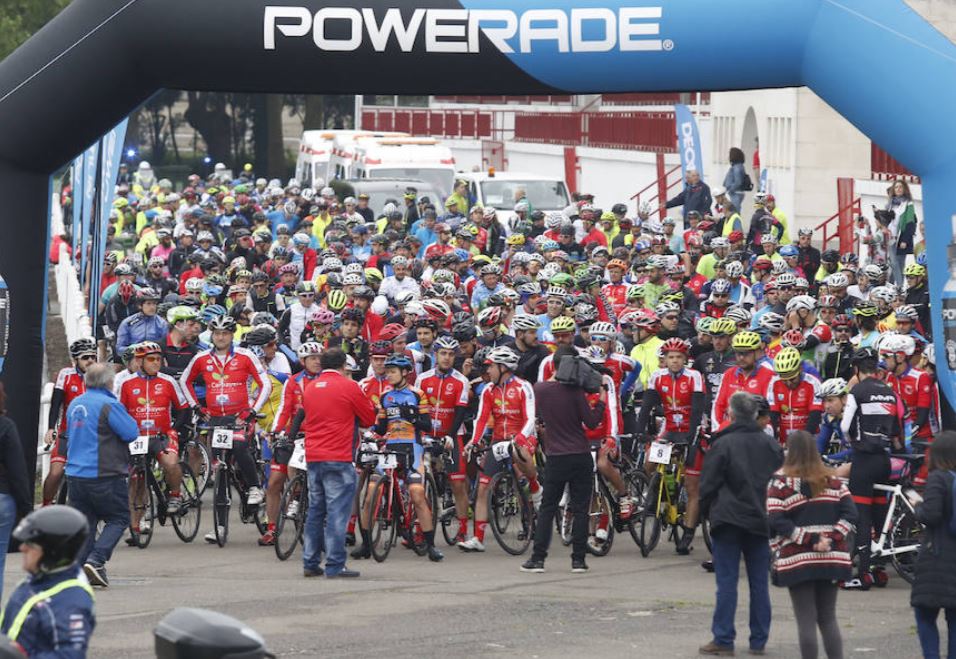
[418,368,470,437]
[601,283,628,317]
[585,374,620,441]
[359,375,392,410]
[271,370,321,433]
[471,376,536,445]
[647,367,705,434]
[538,353,556,383]
[119,373,187,435]
[767,373,823,444]
[53,367,86,435]
[886,366,935,440]
[180,347,271,416]
[603,353,636,391]
[712,363,775,428]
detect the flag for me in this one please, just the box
[674,104,703,180]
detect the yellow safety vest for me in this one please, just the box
[1,578,94,641]
[721,213,742,237]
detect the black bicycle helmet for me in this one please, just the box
[13,507,89,574]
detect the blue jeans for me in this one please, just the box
[0,493,16,601]
[711,525,772,650]
[67,476,130,567]
[914,606,956,659]
[302,462,356,576]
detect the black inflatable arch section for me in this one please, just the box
[2,0,956,479]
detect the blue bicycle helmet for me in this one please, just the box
[200,304,227,324]
[779,245,798,258]
[384,354,413,371]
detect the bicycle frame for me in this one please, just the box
[871,482,918,559]
[647,441,687,526]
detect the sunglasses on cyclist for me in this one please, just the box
[143,355,162,363]
[590,335,610,342]
[712,293,729,298]
[663,315,679,321]
[298,293,315,298]
[77,354,96,362]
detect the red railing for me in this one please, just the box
[814,197,861,251]
[871,143,918,182]
[433,95,573,105]
[513,112,582,144]
[587,112,675,152]
[361,109,494,140]
[630,162,682,218]
[601,92,711,106]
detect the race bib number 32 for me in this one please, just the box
[211,428,233,449]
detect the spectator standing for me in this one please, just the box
[767,430,857,659]
[886,179,917,285]
[522,347,606,574]
[63,363,138,588]
[665,169,713,227]
[910,430,956,659]
[699,392,784,656]
[296,348,377,578]
[723,147,747,213]
[0,382,33,600]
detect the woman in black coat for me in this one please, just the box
[0,382,34,600]
[911,430,956,659]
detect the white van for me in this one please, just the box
[456,171,571,229]
[327,131,409,181]
[294,130,337,188]
[352,138,456,199]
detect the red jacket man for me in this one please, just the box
[300,361,377,462]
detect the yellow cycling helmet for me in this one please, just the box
[472,254,492,266]
[326,289,348,312]
[364,267,383,283]
[708,317,737,336]
[506,233,526,246]
[773,347,803,379]
[600,211,617,222]
[903,263,926,278]
[732,331,762,351]
[550,316,576,334]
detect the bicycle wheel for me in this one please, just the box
[701,516,713,554]
[889,507,923,584]
[275,475,307,561]
[488,471,533,555]
[672,484,694,550]
[587,484,615,557]
[171,464,202,543]
[369,479,396,563]
[438,474,459,546]
[186,440,212,495]
[625,469,650,547]
[213,465,231,548]
[128,467,155,549]
[556,484,573,546]
[413,474,438,555]
[638,472,663,557]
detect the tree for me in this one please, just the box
[0,0,71,61]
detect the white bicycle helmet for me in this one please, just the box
[297,342,323,358]
[819,378,848,398]
[485,346,520,370]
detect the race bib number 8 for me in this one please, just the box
[289,440,307,470]
[648,441,673,464]
[211,428,233,449]
[378,453,398,470]
[129,436,149,455]
[492,442,511,462]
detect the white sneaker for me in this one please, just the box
[166,496,181,514]
[204,526,225,544]
[246,487,264,506]
[595,527,608,542]
[285,500,300,519]
[457,537,485,552]
[140,519,152,533]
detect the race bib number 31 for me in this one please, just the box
[648,441,673,464]
[129,436,148,455]
[211,428,233,449]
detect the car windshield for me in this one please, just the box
[369,168,453,198]
[351,182,440,216]
[479,180,569,210]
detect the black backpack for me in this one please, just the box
[741,171,754,192]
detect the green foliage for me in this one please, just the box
[0,0,71,61]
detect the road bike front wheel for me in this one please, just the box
[638,472,663,557]
[171,464,202,543]
[213,465,231,548]
[889,506,923,584]
[128,468,156,549]
[587,482,615,557]
[488,470,533,556]
[369,479,396,563]
[275,474,307,561]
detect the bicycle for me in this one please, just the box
[273,436,309,561]
[180,411,212,495]
[476,442,535,556]
[127,435,202,547]
[366,446,436,562]
[420,436,469,547]
[637,432,694,557]
[203,415,268,548]
[557,438,649,555]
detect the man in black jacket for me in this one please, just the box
[698,392,783,656]
[665,169,713,226]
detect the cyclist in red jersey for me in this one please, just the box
[635,338,706,554]
[767,347,823,445]
[179,315,271,509]
[601,259,630,317]
[880,334,936,485]
[712,331,775,428]
[358,341,394,407]
[418,337,472,543]
[119,342,186,534]
[459,347,538,552]
[587,321,635,392]
[258,342,324,546]
[42,338,97,506]
[537,315,577,382]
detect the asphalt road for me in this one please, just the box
[5,510,922,658]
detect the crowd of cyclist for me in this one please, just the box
[48,162,937,588]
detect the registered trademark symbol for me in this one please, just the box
[663,39,674,51]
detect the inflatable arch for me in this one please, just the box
[1,0,955,473]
